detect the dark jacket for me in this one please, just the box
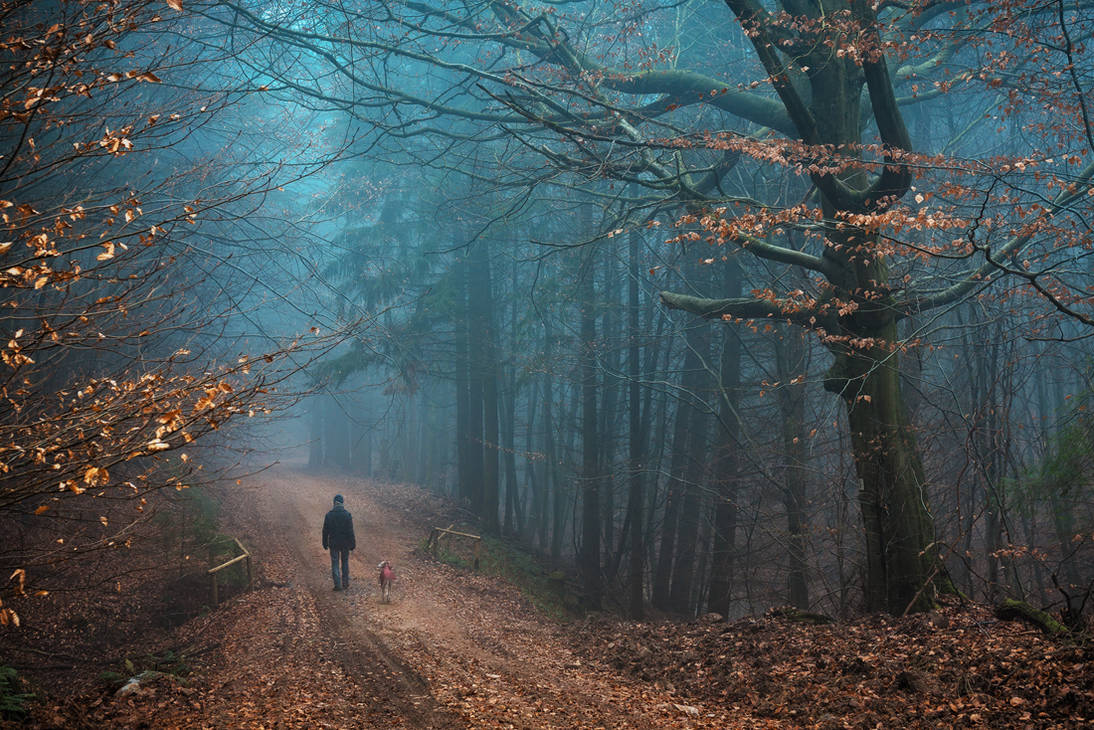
[322,503,356,551]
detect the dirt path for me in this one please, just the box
[216,466,740,729]
[32,464,1094,729]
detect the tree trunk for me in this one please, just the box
[461,250,484,513]
[469,238,500,533]
[627,230,646,619]
[544,323,565,561]
[308,397,323,470]
[775,325,809,610]
[825,319,936,614]
[578,241,602,610]
[653,322,703,611]
[707,260,742,618]
[669,318,712,614]
[503,256,521,536]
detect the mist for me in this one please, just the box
[3,1,1094,726]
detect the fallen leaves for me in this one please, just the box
[13,473,1093,730]
[581,602,1094,728]
[83,465,109,486]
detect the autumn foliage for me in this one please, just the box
[0,0,327,628]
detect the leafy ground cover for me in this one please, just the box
[2,469,1090,728]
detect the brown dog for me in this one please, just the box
[377,560,395,603]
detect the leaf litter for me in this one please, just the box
[7,469,1091,729]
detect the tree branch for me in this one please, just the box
[659,290,826,329]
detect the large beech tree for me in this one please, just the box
[219,0,1094,613]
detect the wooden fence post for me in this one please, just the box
[208,538,253,605]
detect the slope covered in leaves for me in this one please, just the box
[580,603,1092,728]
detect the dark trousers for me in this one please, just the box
[329,547,350,589]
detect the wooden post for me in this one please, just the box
[430,527,482,570]
[209,545,218,605]
[235,537,253,589]
[208,538,252,604]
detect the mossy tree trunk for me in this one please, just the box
[825,324,936,613]
[667,0,940,613]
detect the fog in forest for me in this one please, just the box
[6,0,1094,643]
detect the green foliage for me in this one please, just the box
[96,670,125,687]
[428,533,581,621]
[311,265,459,391]
[100,649,192,690]
[140,648,191,678]
[154,481,220,554]
[155,486,248,617]
[995,598,1070,637]
[478,536,583,620]
[1038,413,1094,494]
[179,487,221,545]
[0,665,35,721]
[208,534,250,592]
[1015,392,1094,515]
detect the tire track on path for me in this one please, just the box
[238,465,735,729]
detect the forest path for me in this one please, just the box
[227,466,738,729]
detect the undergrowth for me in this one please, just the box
[429,532,580,621]
[98,648,193,691]
[0,665,34,721]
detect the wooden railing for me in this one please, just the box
[427,525,482,570]
[208,537,252,605]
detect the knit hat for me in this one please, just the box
[333,494,344,504]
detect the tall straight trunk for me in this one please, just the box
[578,241,602,610]
[597,251,621,559]
[669,318,712,614]
[456,343,472,502]
[502,387,523,536]
[526,377,544,546]
[652,328,703,610]
[627,230,646,619]
[416,394,429,484]
[775,325,809,610]
[500,382,517,534]
[708,260,742,618]
[463,252,485,513]
[955,306,979,594]
[651,416,686,609]
[503,256,521,535]
[544,323,564,561]
[599,366,619,564]
[983,331,1014,602]
[308,398,323,469]
[363,428,373,478]
[469,238,501,533]
[454,250,472,502]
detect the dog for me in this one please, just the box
[377,560,396,603]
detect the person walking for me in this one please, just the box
[322,494,356,591]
